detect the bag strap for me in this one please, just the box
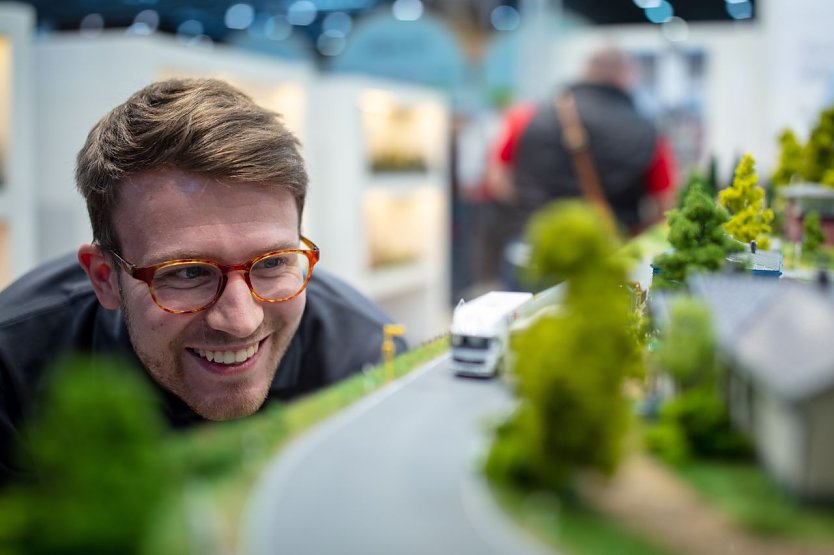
[554,92,616,232]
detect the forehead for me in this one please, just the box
[112,168,300,261]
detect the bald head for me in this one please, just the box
[582,46,634,91]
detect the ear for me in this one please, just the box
[78,243,121,310]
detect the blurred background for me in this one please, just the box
[0,0,830,343]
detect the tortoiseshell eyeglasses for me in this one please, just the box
[108,236,320,314]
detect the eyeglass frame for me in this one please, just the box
[106,235,320,315]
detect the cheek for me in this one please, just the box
[265,294,305,326]
[123,285,194,339]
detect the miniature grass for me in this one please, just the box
[779,241,834,271]
[676,460,834,543]
[491,484,674,555]
[147,336,449,554]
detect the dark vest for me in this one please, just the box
[512,83,657,234]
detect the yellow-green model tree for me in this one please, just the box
[485,201,642,492]
[803,106,834,185]
[770,106,834,188]
[719,153,774,250]
[771,129,804,187]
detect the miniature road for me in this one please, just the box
[241,355,555,555]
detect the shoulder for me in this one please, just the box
[0,253,121,385]
[304,269,402,334]
[289,269,405,389]
[304,269,394,328]
[0,253,94,327]
[0,253,116,484]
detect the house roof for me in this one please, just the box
[779,183,834,200]
[686,273,779,342]
[733,287,834,401]
[725,249,783,276]
[688,274,834,401]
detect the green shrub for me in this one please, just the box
[487,201,640,493]
[660,389,752,460]
[0,356,172,554]
[644,422,690,465]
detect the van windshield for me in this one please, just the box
[451,335,492,350]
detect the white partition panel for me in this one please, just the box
[0,3,35,287]
[306,76,451,343]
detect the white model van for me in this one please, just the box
[450,291,533,377]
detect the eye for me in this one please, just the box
[260,256,285,269]
[254,253,297,275]
[154,263,217,289]
[178,266,210,279]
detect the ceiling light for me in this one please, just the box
[79,13,104,38]
[225,3,255,30]
[288,1,317,26]
[644,1,673,23]
[392,0,423,21]
[491,5,520,31]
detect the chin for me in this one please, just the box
[194,386,270,421]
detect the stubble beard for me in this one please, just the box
[119,288,296,421]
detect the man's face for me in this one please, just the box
[111,169,305,420]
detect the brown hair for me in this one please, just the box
[76,77,308,251]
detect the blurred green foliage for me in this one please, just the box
[802,106,834,185]
[719,154,774,250]
[771,106,834,188]
[679,461,834,540]
[655,298,716,389]
[657,389,751,461]
[647,298,752,465]
[486,201,641,492]
[0,356,172,555]
[802,211,825,255]
[652,185,742,289]
[771,129,804,187]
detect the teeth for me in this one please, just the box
[194,343,259,365]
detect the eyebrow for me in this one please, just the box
[143,240,302,266]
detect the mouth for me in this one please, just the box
[187,338,266,376]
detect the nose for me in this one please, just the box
[204,272,264,338]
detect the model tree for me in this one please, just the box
[771,129,805,187]
[486,201,641,491]
[652,185,742,289]
[655,297,717,390]
[676,169,710,209]
[647,297,751,463]
[0,356,172,554]
[803,106,834,185]
[802,211,825,254]
[718,153,774,250]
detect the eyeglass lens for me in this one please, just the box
[150,252,311,311]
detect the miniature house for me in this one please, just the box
[686,274,834,502]
[725,242,783,277]
[780,183,834,246]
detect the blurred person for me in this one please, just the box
[499,46,677,287]
[484,102,536,205]
[0,78,403,484]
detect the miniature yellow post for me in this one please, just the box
[382,324,406,383]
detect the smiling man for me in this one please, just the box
[0,78,404,483]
